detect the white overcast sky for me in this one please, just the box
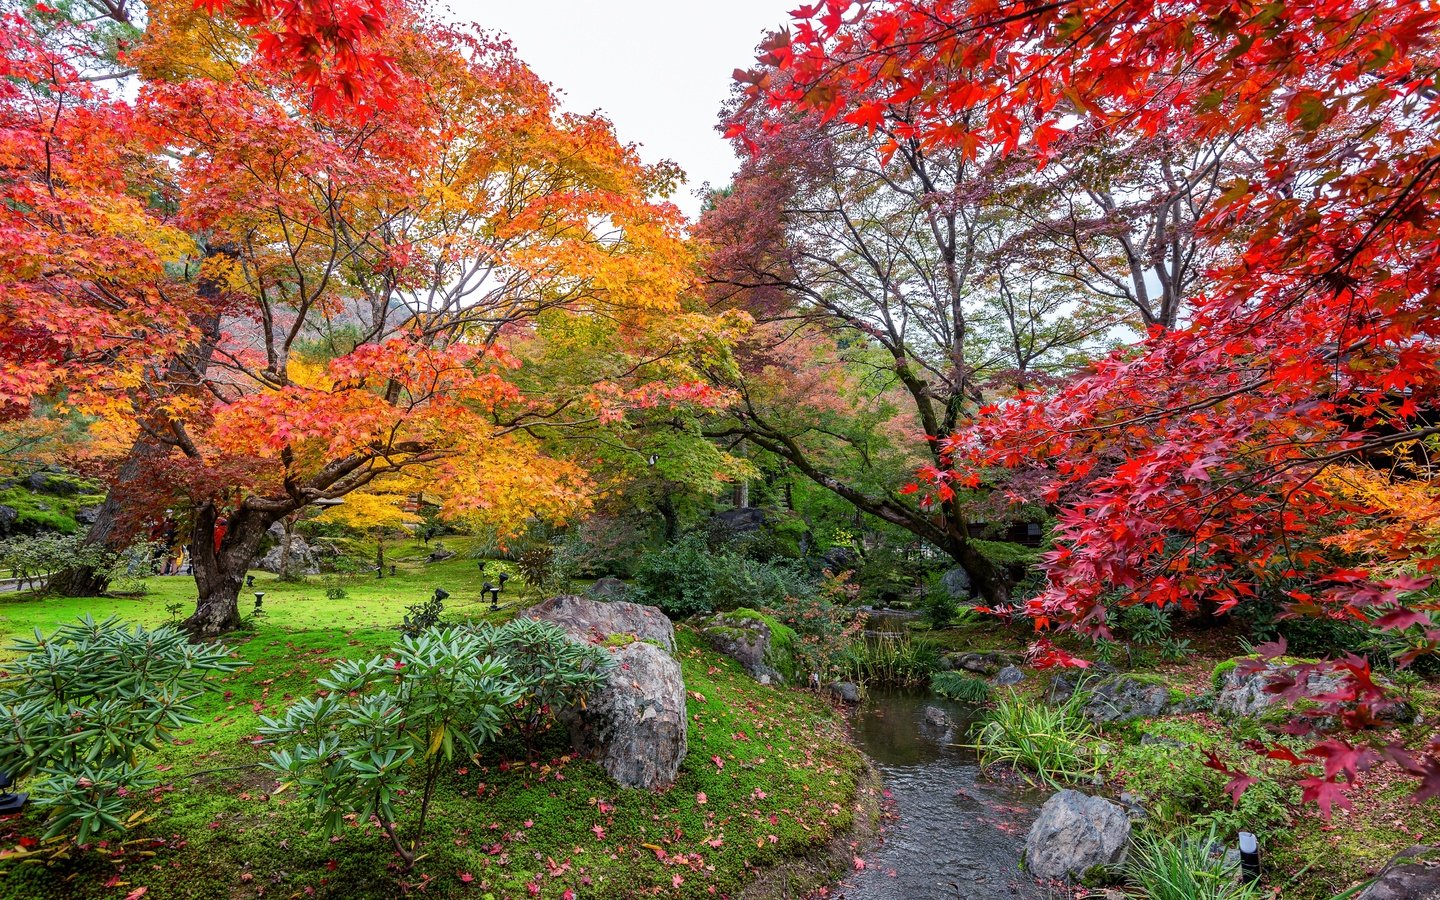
[443,0,789,219]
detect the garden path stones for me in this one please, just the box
[561,640,687,791]
[1024,789,1131,882]
[520,594,676,653]
[1357,845,1440,899]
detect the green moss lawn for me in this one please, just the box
[0,538,866,899]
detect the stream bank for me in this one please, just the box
[831,689,1047,899]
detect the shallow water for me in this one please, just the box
[832,690,1047,900]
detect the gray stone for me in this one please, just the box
[426,547,456,562]
[520,594,675,654]
[940,567,972,599]
[994,665,1026,686]
[1213,663,1344,718]
[27,471,80,496]
[1118,792,1149,824]
[698,611,789,684]
[1139,733,1188,749]
[818,546,858,574]
[561,641,686,791]
[0,505,16,537]
[923,706,951,729]
[1077,676,1171,723]
[944,651,1005,675]
[1024,789,1131,882]
[1357,846,1440,900]
[257,533,320,576]
[586,577,630,601]
[76,504,101,526]
[710,506,770,536]
[827,681,861,704]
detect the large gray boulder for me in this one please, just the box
[0,505,16,538]
[698,611,790,684]
[940,567,972,599]
[1213,662,1344,718]
[1358,846,1440,900]
[586,577,630,602]
[1050,674,1172,723]
[562,640,686,791]
[1025,789,1131,881]
[257,533,320,576]
[994,665,1027,686]
[520,594,675,654]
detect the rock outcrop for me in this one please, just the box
[520,594,675,653]
[697,610,792,684]
[562,641,686,790]
[1357,846,1440,900]
[1025,789,1131,882]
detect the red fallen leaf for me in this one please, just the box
[325,860,338,871]
[125,889,148,900]
[17,836,37,849]
[458,872,474,883]
[853,857,866,870]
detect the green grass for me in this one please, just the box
[0,557,866,899]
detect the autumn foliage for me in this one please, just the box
[738,0,1440,806]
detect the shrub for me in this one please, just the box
[400,593,446,635]
[976,688,1096,788]
[632,535,818,619]
[932,670,991,702]
[1125,827,1264,900]
[260,628,519,867]
[0,532,116,590]
[0,616,239,843]
[552,514,651,579]
[515,545,556,591]
[466,618,614,750]
[920,575,961,628]
[761,573,864,682]
[1107,720,1293,836]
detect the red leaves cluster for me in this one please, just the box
[743,0,1440,806]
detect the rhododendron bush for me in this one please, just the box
[737,0,1440,807]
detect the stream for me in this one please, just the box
[831,689,1048,900]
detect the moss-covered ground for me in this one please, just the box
[0,539,867,899]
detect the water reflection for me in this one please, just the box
[834,689,1047,900]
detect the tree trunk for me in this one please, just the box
[46,437,161,596]
[185,502,278,637]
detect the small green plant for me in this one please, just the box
[0,616,239,843]
[325,584,348,600]
[400,593,446,635]
[932,670,991,702]
[164,601,186,624]
[975,688,1096,787]
[515,544,556,590]
[466,618,614,751]
[1125,827,1264,900]
[260,627,519,867]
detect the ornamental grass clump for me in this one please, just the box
[1125,827,1265,900]
[0,615,240,843]
[975,686,1096,788]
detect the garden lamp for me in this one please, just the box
[0,771,27,814]
[433,587,449,603]
[477,560,486,573]
[498,572,510,590]
[1238,832,1260,884]
[254,592,265,610]
[246,575,255,588]
[389,564,396,577]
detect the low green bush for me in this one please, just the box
[1107,720,1294,836]
[631,535,817,619]
[0,616,240,843]
[976,688,1096,788]
[837,632,941,686]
